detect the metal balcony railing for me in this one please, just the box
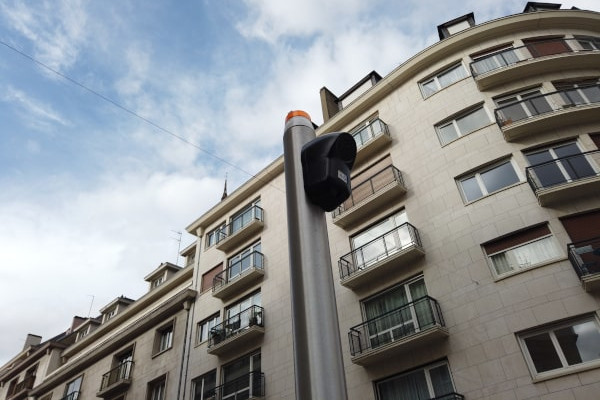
[209,306,264,348]
[332,165,404,218]
[470,37,600,76]
[494,84,600,127]
[212,371,265,400]
[213,251,264,291]
[59,392,80,400]
[351,118,390,150]
[216,205,263,244]
[525,150,600,192]
[348,296,445,357]
[7,376,35,398]
[339,223,422,280]
[99,361,134,391]
[568,236,600,279]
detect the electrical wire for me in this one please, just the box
[0,39,285,194]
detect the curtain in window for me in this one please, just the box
[491,236,560,274]
[378,370,430,400]
[438,65,467,88]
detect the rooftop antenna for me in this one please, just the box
[221,172,228,201]
[86,295,95,318]
[171,230,182,265]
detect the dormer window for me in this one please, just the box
[152,275,165,289]
[76,326,90,341]
[104,308,116,322]
[437,13,475,40]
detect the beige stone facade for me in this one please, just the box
[2,3,600,400]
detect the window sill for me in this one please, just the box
[462,181,526,205]
[490,257,567,282]
[151,346,172,359]
[531,360,600,383]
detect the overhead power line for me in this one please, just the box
[0,39,285,194]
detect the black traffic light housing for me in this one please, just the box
[301,132,357,212]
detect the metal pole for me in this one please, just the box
[283,111,348,400]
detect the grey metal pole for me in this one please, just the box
[283,111,349,400]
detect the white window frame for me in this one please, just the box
[435,105,492,145]
[192,370,216,400]
[227,241,262,282]
[148,377,166,400]
[206,222,226,249]
[518,315,600,381]
[419,62,469,98]
[458,158,522,203]
[154,321,174,355]
[197,313,220,344]
[471,44,519,75]
[484,228,562,279]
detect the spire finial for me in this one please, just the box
[221,172,228,201]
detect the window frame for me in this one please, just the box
[518,315,600,381]
[483,224,563,279]
[192,369,217,400]
[227,241,262,282]
[457,158,522,203]
[147,375,167,400]
[419,61,469,98]
[435,104,492,145]
[153,321,174,356]
[197,313,220,344]
[205,222,226,249]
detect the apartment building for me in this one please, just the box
[2,2,600,400]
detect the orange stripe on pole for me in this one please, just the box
[286,110,311,122]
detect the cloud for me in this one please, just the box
[0,0,88,72]
[2,86,70,128]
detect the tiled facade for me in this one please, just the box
[2,3,600,400]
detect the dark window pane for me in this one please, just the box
[429,364,454,397]
[460,176,483,202]
[555,321,600,365]
[524,333,563,373]
[481,162,519,193]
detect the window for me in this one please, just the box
[350,210,412,269]
[419,62,469,97]
[495,88,552,125]
[103,307,116,322]
[147,376,166,400]
[64,376,82,400]
[376,360,458,400]
[523,37,571,58]
[350,117,389,149]
[470,44,519,75]
[227,242,262,282]
[221,352,262,399]
[435,105,491,145]
[483,224,562,278]
[225,291,261,328]
[553,79,600,106]
[76,325,90,341]
[201,264,223,292]
[575,36,600,51]
[519,316,600,379]
[197,313,220,344]
[206,223,225,248]
[362,276,431,348]
[192,370,216,400]
[525,141,596,189]
[151,274,165,289]
[154,322,174,354]
[229,199,262,236]
[458,158,521,202]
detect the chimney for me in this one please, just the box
[23,334,42,350]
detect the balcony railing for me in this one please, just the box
[339,223,422,280]
[215,205,264,252]
[213,371,265,400]
[332,165,405,219]
[209,305,264,348]
[470,38,600,76]
[568,237,600,279]
[213,251,264,292]
[348,296,445,357]
[99,361,133,392]
[431,393,466,400]
[525,150,600,194]
[59,392,80,400]
[7,376,35,399]
[352,118,389,149]
[494,84,600,128]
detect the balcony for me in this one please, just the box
[332,166,406,229]
[212,251,265,300]
[211,371,265,400]
[339,223,424,289]
[7,376,35,400]
[216,205,264,252]
[525,150,600,206]
[568,237,600,292]
[431,394,465,400]
[494,84,600,141]
[59,393,80,400]
[470,38,600,90]
[351,118,392,168]
[348,296,448,366]
[96,361,133,398]
[208,306,264,356]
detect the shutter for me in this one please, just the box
[560,210,600,243]
[524,38,571,57]
[483,224,550,255]
[201,263,223,292]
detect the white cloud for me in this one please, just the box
[3,86,70,127]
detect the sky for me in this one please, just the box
[1,0,599,365]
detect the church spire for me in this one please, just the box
[221,172,228,201]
